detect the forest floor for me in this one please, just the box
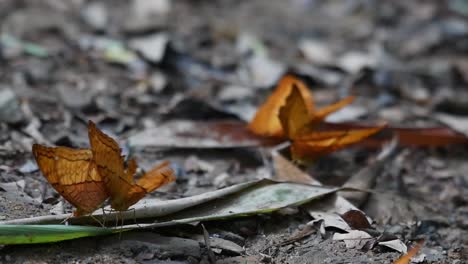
[0,0,467,263]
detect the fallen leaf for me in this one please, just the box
[129,33,169,63]
[435,113,468,137]
[379,239,408,254]
[0,179,340,229]
[332,230,373,249]
[272,147,366,232]
[341,210,372,230]
[129,120,276,149]
[393,240,424,264]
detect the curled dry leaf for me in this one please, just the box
[340,210,372,230]
[393,240,424,264]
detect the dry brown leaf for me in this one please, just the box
[393,240,424,264]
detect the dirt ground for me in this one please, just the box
[0,0,467,263]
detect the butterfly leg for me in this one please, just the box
[60,213,74,225]
[115,210,119,229]
[90,214,105,227]
[129,208,141,227]
[101,207,107,226]
[118,211,124,240]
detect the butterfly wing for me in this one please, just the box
[32,144,108,216]
[310,96,355,127]
[291,127,384,161]
[122,161,176,210]
[248,75,314,138]
[135,161,175,193]
[88,121,131,208]
[278,85,313,139]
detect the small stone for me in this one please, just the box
[246,55,286,88]
[0,88,24,124]
[81,2,108,31]
[149,71,167,93]
[130,34,169,63]
[124,0,171,32]
[218,85,253,101]
[299,39,334,65]
[19,160,38,174]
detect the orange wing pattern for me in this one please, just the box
[88,121,175,211]
[278,84,314,139]
[32,144,108,216]
[123,161,176,210]
[248,75,314,138]
[310,96,355,127]
[291,127,384,161]
[277,83,384,162]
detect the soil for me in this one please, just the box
[0,0,467,263]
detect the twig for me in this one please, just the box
[341,137,398,206]
[202,224,216,264]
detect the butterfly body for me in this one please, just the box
[88,121,175,212]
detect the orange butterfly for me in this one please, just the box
[88,121,175,211]
[249,75,384,162]
[32,144,108,217]
[279,85,384,161]
[33,121,176,216]
[248,75,315,138]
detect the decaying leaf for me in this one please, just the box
[128,120,277,149]
[332,230,373,249]
[0,179,341,231]
[341,210,372,230]
[393,240,424,264]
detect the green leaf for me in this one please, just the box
[0,225,115,245]
[132,179,338,228]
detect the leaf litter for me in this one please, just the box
[0,0,468,263]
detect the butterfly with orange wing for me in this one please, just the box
[249,75,384,163]
[33,121,176,217]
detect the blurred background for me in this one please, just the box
[2,0,468,147]
[1,1,468,262]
